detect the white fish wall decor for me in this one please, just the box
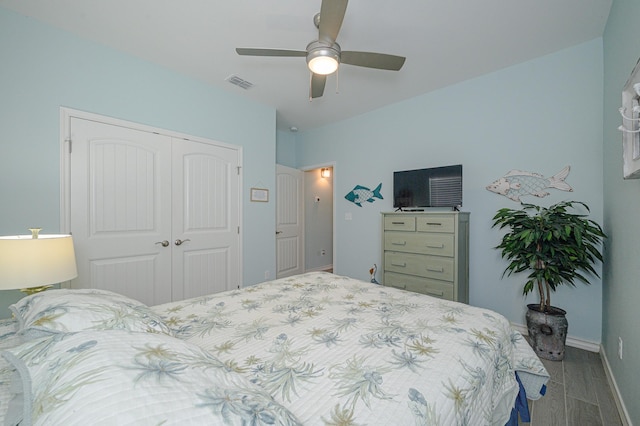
[486,166,573,202]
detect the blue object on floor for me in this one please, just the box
[506,372,530,426]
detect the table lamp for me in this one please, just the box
[0,228,78,295]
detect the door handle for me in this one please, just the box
[276,231,283,235]
[155,240,170,247]
[175,239,191,246]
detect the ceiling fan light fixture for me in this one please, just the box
[308,55,339,75]
[306,43,340,75]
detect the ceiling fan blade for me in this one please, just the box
[310,73,327,99]
[318,0,348,43]
[236,48,306,57]
[341,51,406,71]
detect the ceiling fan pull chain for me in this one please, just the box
[336,68,340,94]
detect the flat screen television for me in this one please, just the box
[393,164,462,210]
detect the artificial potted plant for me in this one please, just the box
[491,201,606,361]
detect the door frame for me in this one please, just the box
[59,107,244,288]
[300,162,337,274]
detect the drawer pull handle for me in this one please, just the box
[426,267,444,273]
[426,290,444,297]
[391,262,407,267]
[426,244,444,249]
[392,241,407,246]
[391,221,406,225]
[426,222,442,226]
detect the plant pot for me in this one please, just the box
[525,304,568,361]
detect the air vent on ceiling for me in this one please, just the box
[225,75,254,90]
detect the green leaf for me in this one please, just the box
[490,200,606,307]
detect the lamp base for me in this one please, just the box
[21,285,52,295]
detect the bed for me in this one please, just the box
[1,271,548,425]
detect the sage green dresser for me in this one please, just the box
[381,211,470,303]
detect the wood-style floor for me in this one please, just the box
[519,346,623,425]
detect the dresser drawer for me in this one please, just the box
[385,231,454,257]
[384,272,454,300]
[384,216,416,231]
[384,252,454,281]
[416,215,455,233]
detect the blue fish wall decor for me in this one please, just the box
[345,183,383,207]
[486,165,573,202]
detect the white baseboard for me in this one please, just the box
[510,322,600,352]
[599,345,632,426]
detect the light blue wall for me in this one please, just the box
[602,0,640,422]
[296,40,605,344]
[0,7,277,317]
[276,129,297,168]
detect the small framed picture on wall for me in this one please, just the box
[250,188,269,202]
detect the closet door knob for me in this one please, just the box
[175,238,191,246]
[155,240,170,247]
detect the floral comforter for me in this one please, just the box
[0,272,548,425]
[152,272,549,425]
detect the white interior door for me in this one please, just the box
[172,139,240,300]
[70,117,173,305]
[276,164,304,278]
[67,112,241,305]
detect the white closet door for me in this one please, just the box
[276,164,304,278]
[171,139,240,300]
[68,114,242,305]
[70,117,173,305]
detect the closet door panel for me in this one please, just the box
[171,139,240,300]
[181,248,229,300]
[70,117,173,306]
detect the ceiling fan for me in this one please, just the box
[236,0,406,99]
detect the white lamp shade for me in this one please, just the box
[0,234,78,290]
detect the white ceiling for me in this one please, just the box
[1,0,612,132]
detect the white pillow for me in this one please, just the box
[2,330,301,426]
[9,289,173,339]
